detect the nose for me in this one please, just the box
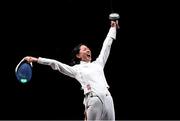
[86,48,90,52]
[86,49,91,53]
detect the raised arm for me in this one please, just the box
[24,56,77,78]
[95,21,118,68]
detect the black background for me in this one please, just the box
[0,0,179,120]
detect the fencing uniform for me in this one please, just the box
[37,26,117,120]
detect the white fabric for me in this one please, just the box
[37,26,116,95]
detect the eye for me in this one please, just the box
[83,48,87,51]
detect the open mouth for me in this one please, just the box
[87,53,91,58]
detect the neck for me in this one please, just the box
[80,60,91,64]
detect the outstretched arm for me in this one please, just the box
[24,56,77,78]
[95,20,119,68]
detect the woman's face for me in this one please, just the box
[76,45,91,62]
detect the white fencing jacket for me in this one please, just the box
[37,27,116,95]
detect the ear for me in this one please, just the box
[76,53,81,59]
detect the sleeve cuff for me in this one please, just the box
[37,57,44,64]
[107,27,116,40]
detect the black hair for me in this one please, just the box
[70,43,83,66]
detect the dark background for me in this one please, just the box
[0,0,179,120]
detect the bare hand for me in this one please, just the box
[111,20,120,29]
[24,56,38,63]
